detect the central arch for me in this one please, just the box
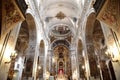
[51,39,70,49]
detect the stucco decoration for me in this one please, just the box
[51,25,71,37]
[97,0,120,34]
[55,11,66,20]
[1,0,25,38]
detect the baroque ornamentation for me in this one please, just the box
[55,11,66,20]
[2,0,25,38]
[97,0,120,33]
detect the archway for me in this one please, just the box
[15,21,29,54]
[51,39,70,49]
[9,13,37,80]
[85,13,99,78]
[85,12,115,79]
[26,13,37,45]
[93,20,116,80]
[53,45,70,73]
[52,45,71,80]
[92,20,110,80]
[48,39,71,79]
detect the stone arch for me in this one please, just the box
[92,20,116,80]
[85,12,113,79]
[15,13,37,55]
[22,13,37,59]
[26,13,37,45]
[51,39,70,49]
[15,20,29,54]
[93,20,105,50]
[8,13,37,80]
[92,19,108,79]
[20,13,37,79]
[84,12,100,78]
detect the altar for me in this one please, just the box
[55,69,68,80]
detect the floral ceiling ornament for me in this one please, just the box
[55,11,66,20]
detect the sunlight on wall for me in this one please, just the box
[107,42,120,60]
[4,46,13,61]
[110,46,119,60]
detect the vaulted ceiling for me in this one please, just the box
[39,0,84,39]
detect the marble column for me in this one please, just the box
[12,56,25,80]
[43,45,49,80]
[71,51,78,80]
[47,51,52,73]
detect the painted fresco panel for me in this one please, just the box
[97,0,120,33]
[1,0,25,38]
